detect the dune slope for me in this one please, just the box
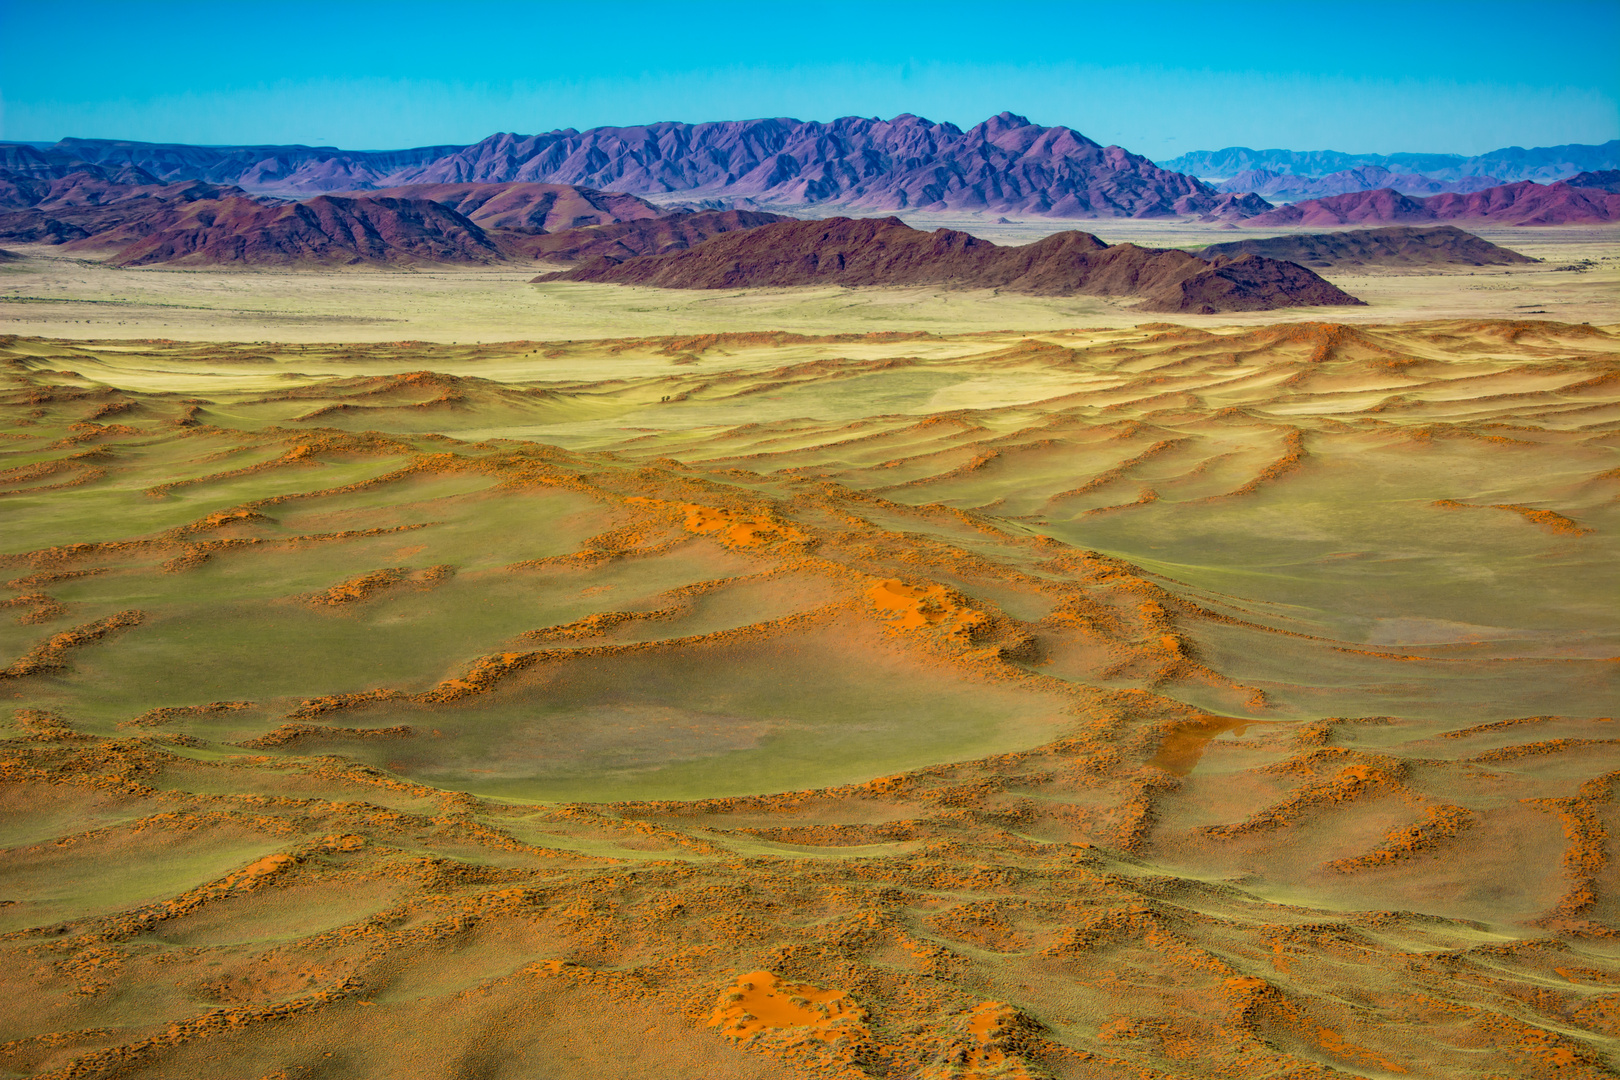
[1,320,1616,1078]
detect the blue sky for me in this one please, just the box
[2,0,1616,159]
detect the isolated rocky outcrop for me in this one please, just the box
[0,170,257,248]
[533,215,1363,312]
[514,209,791,263]
[0,211,91,243]
[0,170,239,213]
[1244,181,1620,226]
[37,115,1269,218]
[1199,225,1535,268]
[355,182,664,233]
[0,170,734,266]
[105,195,508,266]
[1565,170,1620,193]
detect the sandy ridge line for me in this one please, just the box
[0,610,145,678]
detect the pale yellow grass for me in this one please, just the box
[1,219,1614,343]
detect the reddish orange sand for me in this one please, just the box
[710,971,867,1042]
[1149,715,1257,775]
[867,579,988,637]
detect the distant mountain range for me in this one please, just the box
[1159,140,1620,184]
[1244,178,1620,227]
[1,121,1616,268]
[1213,167,1507,201]
[1,114,1265,219]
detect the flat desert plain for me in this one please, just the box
[1,222,1618,1079]
[1,222,1615,342]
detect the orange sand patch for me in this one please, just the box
[1433,499,1593,536]
[236,722,413,750]
[1204,751,1412,838]
[118,700,254,729]
[1326,803,1477,872]
[222,853,296,888]
[868,580,988,637]
[1315,1025,1409,1074]
[417,651,538,703]
[1,593,68,625]
[680,504,809,547]
[1213,427,1307,500]
[709,971,868,1045]
[190,508,268,530]
[628,497,809,548]
[1150,715,1256,776]
[0,609,145,679]
[303,564,453,606]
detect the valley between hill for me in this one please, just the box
[1,222,1616,343]
[1,318,1617,1078]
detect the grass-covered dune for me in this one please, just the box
[2,320,1617,1078]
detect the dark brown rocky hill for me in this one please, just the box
[1199,225,1535,268]
[0,173,732,267]
[1566,170,1620,193]
[533,216,1363,313]
[513,209,790,263]
[0,171,253,245]
[356,182,663,232]
[105,195,507,267]
[1245,181,1620,226]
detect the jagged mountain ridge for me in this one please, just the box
[38,138,462,193]
[34,114,1268,219]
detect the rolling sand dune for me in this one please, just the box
[1,318,1617,1077]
